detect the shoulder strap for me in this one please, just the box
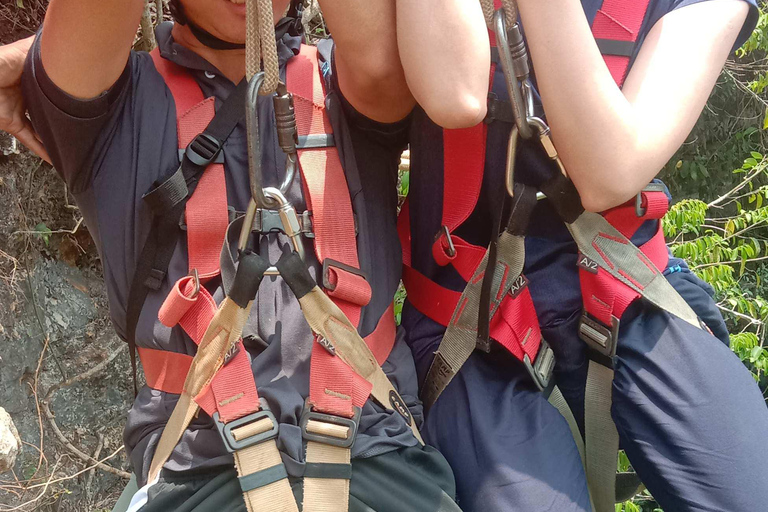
[125,49,243,394]
[591,0,654,87]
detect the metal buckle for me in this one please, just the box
[322,258,368,292]
[635,182,667,217]
[212,408,279,453]
[434,225,456,258]
[187,269,200,299]
[523,338,555,392]
[578,310,620,358]
[300,400,361,449]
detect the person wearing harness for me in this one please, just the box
[0,0,490,510]
[399,0,767,511]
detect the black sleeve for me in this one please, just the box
[317,38,411,153]
[22,33,133,192]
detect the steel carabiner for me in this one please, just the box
[238,187,306,276]
[493,9,535,140]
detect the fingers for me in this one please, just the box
[13,121,51,164]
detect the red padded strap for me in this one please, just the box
[150,49,228,282]
[591,0,653,87]
[288,44,371,418]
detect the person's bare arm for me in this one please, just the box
[319,0,490,127]
[516,0,749,212]
[318,0,414,123]
[0,36,50,161]
[397,0,490,128]
[40,0,146,99]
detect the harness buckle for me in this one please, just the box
[322,258,368,293]
[300,400,361,449]
[522,338,555,392]
[578,311,620,359]
[185,133,223,168]
[212,407,279,453]
[635,182,668,217]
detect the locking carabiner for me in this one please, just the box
[493,9,535,140]
[246,75,300,209]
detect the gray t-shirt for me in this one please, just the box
[23,23,420,485]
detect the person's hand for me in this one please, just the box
[0,36,50,162]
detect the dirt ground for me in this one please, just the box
[0,3,134,509]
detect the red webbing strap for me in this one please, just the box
[364,303,398,366]
[580,197,670,325]
[288,45,369,417]
[138,347,192,395]
[153,276,260,423]
[433,125,488,266]
[489,285,542,363]
[150,49,229,282]
[591,0,653,87]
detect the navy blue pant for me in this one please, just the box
[404,256,768,512]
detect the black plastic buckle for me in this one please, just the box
[578,310,620,358]
[184,133,223,168]
[635,182,667,217]
[212,408,279,453]
[522,338,555,392]
[300,400,361,449]
[322,258,368,292]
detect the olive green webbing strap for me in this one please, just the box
[566,211,700,511]
[421,231,526,411]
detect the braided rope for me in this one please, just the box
[479,0,517,27]
[246,0,280,94]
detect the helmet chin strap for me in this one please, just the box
[188,22,246,50]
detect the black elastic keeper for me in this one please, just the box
[506,184,538,236]
[539,175,585,224]
[304,462,353,480]
[588,349,615,370]
[276,252,316,299]
[143,268,166,291]
[595,39,635,58]
[238,465,288,493]
[142,169,188,214]
[229,251,270,308]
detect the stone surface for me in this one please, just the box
[0,406,21,473]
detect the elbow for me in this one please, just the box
[421,91,487,129]
[571,163,645,213]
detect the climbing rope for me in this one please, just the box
[479,0,517,28]
[246,0,280,94]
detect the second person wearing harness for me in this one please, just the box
[399,0,768,511]
[9,0,489,510]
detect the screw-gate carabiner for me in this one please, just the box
[493,9,535,140]
[505,118,556,200]
[246,75,300,210]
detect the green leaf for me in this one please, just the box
[15,0,23,8]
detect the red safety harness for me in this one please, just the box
[138,45,398,435]
[398,0,661,383]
